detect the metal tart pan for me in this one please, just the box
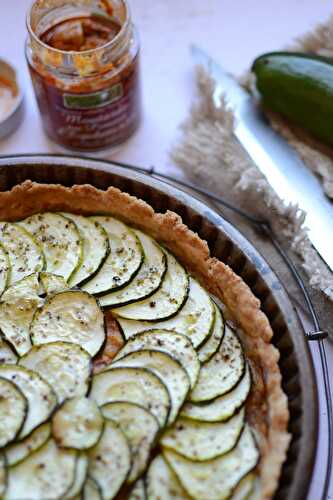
[0,154,318,500]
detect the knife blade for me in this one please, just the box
[191,45,333,272]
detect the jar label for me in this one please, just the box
[29,55,141,151]
[63,83,123,110]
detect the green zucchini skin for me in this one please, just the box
[252,51,333,148]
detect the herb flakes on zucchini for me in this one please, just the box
[4,439,77,500]
[0,223,44,286]
[18,212,83,283]
[163,426,259,500]
[88,419,131,500]
[189,326,245,403]
[118,278,214,348]
[82,216,143,296]
[19,342,92,404]
[99,230,166,308]
[52,397,103,450]
[30,290,105,356]
[101,401,159,483]
[0,377,27,448]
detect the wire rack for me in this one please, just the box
[108,158,333,500]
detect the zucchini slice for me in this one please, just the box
[114,330,200,389]
[30,290,106,356]
[82,477,102,500]
[129,479,146,500]
[112,250,189,321]
[189,326,245,403]
[181,363,251,422]
[82,216,143,296]
[19,342,92,405]
[52,397,103,450]
[90,366,171,427]
[0,242,10,296]
[0,377,27,447]
[146,454,189,500]
[231,472,255,500]
[113,350,190,424]
[39,272,68,296]
[62,214,109,287]
[0,338,18,365]
[0,274,43,356]
[64,451,88,499]
[99,230,166,308]
[0,365,57,439]
[118,278,213,348]
[5,422,51,467]
[4,439,77,500]
[161,408,245,461]
[163,426,259,500]
[18,212,83,282]
[0,453,6,498]
[0,223,44,286]
[198,304,225,363]
[101,401,159,483]
[88,419,131,500]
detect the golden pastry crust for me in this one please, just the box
[0,180,290,499]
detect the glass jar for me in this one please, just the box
[26,0,141,153]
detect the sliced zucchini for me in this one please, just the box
[101,401,159,483]
[88,419,131,500]
[39,272,68,296]
[163,426,259,500]
[64,451,88,499]
[161,408,245,461]
[113,350,190,424]
[99,230,166,308]
[198,304,225,363]
[0,273,43,356]
[5,422,51,467]
[231,472,256,500]
[0,453,6,498]
[189,326,245,403]
[146,454,190,500]
[19,342,92,405]
[181,363,251,422]
[0,223,44,285]
[82,216,143,296]
[118,278,213,348]
[0,377,27,447]
[82,477,102,500]
[52,397,103,450]
[0,365,57,439]
[18,212,82,282]
[30,290,105,356]
[62,214,109,287]
[0,242,10,296]
[114,330,199,389]
[90,366,171,427]
[129,479,146,500]
[0,337,18,364]
[82,479,101,500]
[5,439,77,500]
[112,250,189,322]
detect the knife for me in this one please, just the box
[191,45,333,272]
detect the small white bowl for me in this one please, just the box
[0,59,24,140]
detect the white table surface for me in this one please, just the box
[1,1,333,498]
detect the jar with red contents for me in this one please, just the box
[26,0,141,153]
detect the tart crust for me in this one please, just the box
[0,180,290,499]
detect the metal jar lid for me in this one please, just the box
[0,59,24,139]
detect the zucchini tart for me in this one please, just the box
[0,181,290,500]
